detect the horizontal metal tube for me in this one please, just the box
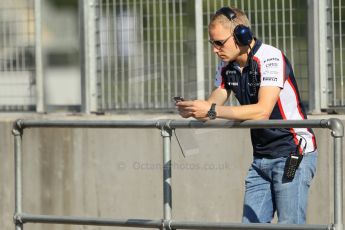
[16,213,162,228]
[16,119,330,130]
[17,119,162,129]
[16,214,331,230]
[169,221,330,230]
[168,119,329,129]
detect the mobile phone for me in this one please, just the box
[173,96,185,102]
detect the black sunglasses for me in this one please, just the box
[208,34,232,48]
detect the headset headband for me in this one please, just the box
[216,7,237,21]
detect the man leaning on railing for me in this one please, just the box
[176,6,318,224]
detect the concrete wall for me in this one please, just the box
[0,114,344,230]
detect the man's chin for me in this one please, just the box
[219,57,230,62]
[217,55,230,61]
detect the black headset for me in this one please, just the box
[216,7,253,47]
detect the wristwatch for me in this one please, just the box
[207,103,217,120]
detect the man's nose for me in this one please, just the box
[212,46,220,53]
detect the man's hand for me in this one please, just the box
[176,100,212,120]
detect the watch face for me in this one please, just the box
[208,110,217,119]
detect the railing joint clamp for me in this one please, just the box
[13,213,23,224]
[327,118,344,138]
[162,219,173,230]
[12,119,24,136]
[160,120,173,137]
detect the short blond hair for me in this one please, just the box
[209,7,251,33]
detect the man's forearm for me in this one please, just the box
[206,87,229,105]
[215,86,280,121]
[216,103,271,120]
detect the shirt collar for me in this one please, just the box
[249,38,262,56]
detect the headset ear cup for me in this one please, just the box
[234,25,253,46]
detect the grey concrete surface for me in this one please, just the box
[0,113,344,230]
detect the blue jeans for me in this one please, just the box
[242,151,318,224]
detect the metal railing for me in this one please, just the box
[12,118,344,230]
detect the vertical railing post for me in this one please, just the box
[195,0,205,100]
[161,125,172,229]
[12,121,23,230]
[329,119,344,230]
[80,0,98,113]
[334,136,343,230]
[308,0,328,113]
[34,0,44,113]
